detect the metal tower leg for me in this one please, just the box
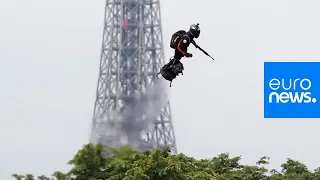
[89,0,177,154]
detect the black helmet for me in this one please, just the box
[189,23,200,38]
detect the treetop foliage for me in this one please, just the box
[12,143,320,180]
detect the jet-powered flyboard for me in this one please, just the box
[157,45,214,87]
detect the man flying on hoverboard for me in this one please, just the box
[159,23,214,87]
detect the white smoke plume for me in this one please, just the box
[90,78,170,150]
[123,78,169,131]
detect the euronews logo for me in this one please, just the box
[268,78,317,103]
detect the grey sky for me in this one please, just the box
[1,0,320,179]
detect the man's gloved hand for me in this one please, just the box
[185,53,192,57]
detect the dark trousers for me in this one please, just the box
[174,48,184,61]
[167,49,184,66]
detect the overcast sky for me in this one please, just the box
[1,0,320,179]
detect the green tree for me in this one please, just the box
[24,174,34,180]
[67,143,107,179]
[52,171,69,180]
[12,174,24,180]
[37,175,51,180]
[269,158,315,180]
[12,143,320,180]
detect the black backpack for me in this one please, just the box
[170,30,187,49]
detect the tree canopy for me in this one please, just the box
[12,143,320,180]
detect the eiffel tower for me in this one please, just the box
[89,0,177,153]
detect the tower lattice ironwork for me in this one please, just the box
[89,0,177,153]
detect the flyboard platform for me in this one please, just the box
[156,60,184,87]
